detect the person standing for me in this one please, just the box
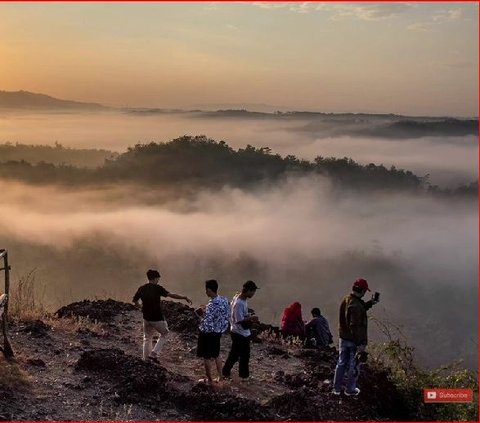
[133,269,192,362]
[332,278,378,396]
[222,280,259,381]
[196,279,230,384]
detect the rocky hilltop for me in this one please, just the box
[0,299,421,421]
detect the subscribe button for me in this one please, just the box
[423,388,473,403]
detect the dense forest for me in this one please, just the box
[0,142,117,168]
[0,136,476,197]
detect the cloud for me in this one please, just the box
[407,22,434,32]
[325,3,414,21]
[225,23,240,31]
[409,7,466,33]
[430,60,476,69]
[433,9,464,22]
[251,2,414,20]
[203,1,221,11]
[252,2,298,11]
[0,177,476,368]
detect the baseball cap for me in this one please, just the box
[353,278,370,291]
[243,280,259,291]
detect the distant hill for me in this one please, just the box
[0,142,117,168]
[0,90,105,110]
[0,136,474,198]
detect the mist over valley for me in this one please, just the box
[1,3,477,419]
[0,119,476,369]
[0,95,476,188]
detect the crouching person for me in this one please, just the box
[197,279,230,384]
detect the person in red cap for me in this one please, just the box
[332,278,379,396]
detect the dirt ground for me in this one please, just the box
[0,299,410,421]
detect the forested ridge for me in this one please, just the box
[0,136,476,197]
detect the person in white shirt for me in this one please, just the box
[222,280,259,381]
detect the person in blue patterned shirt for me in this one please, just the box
[196,279,230,384]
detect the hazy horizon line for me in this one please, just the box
[1,89,477,119]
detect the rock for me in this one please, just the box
[27,358,46,367]
[56,299,137,323]
[284,372,310,388]
[266,346,290,358]
[75,347,274,421]
[19,320,51,338]
[273,370,285,381]
[161,301,198,334]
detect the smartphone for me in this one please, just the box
[373,292,380,302]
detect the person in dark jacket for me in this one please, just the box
[133,269,192,362]
[332,278,378,396]
[305,307,333,348]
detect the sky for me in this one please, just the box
[0,2,478,116]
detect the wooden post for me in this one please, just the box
[1,250,14,359]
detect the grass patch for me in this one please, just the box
[48,315,106,337]
[0,359,30,392]
[9,269,46,321]
[8,270,106,337]
[369,316,478,421]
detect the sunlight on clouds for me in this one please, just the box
[407,22,434,32]
[408,7,468,33]
[225,24,240,31]
[433,9,464,22]
[0,2,476,116]
[251,2,414,20]
[325,3,415,21]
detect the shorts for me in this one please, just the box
[197,331,222,359]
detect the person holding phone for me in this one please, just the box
[222,280,259,381]
[332,278,379,396]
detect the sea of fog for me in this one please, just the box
[0,176,476,369]
[0,109,477,369]
[0,110,476,187]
